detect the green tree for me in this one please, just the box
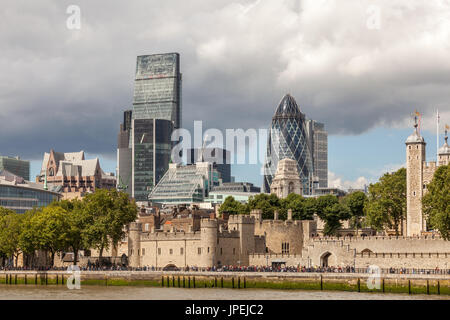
[364,168,406,235]
[280,193,313,220]
[423,164,450,240]
[315,195,350,236]
[248,193,281,219]
[218,196,248,215]
[51,199,88,265]
[24,206,69,266]
[344,191,367,231]
[0,212,23,267]
[322,203,351,235]
[82,189,138,261]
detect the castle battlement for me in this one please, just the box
[140,231,201,241]
[357,252,449,258]
[423,161,437,170]
[256,219,302,227]
[228,214,255,224]
[311,235,442,242]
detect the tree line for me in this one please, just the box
[0,189,138,267]
[219,165,449,239]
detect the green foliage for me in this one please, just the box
[82,189,138,258]
[218,196,249,215]
[343,191,367,229]
[0,189,138,266]
[364,168,406,235]
[0,211,23,266]
[248,193,281,219]
[280,193,313,220]
[423,164,450,240]
[313,195,350,236]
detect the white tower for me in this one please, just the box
[405,116,426,237]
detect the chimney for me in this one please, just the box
[287,209,293,221]
[274,210,279,221]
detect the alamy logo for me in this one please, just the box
[66,5,81,30]
[66,265,81,290]
[366,265,381,290]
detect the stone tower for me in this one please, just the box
[405,118,426,237]
[128,222,142,267]
[270,158,302,198]
[228,215,255,266]
[200,219,218,268]
[438,128,450,166]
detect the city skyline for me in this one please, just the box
[1,1,450,190]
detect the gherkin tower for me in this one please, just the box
[263,94,314,194]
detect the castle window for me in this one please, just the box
[158,248,161,255]
[198,247,202,255]
[180,248,184,255]
[220,248,223,255]
[409,146,411,150]
[207,247,210,253]
[169,249,173,255]
[137,249,140,256]
[233,248,236,255]
[282,242,290,254]
[142,248,145,256]
[145,223,149,231]
[413,191,416,196]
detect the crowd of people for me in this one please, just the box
[1,265,448,275]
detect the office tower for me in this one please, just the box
[131,118,173,201]
[0,156,30,181]
[186,148,231,183]
[132,53,182,129]
[117,110,133,196]
[263,94,327,195]
[305,120,328,189]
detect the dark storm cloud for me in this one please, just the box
[1,0,449,161]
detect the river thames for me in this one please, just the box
[0,285,448,300]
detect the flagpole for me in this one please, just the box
[436,109,439,167]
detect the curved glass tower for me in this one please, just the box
[263,94,314,194]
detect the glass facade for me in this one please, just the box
[187,148,231,183]
[132,53,182,129]
[0,184,61,214]
[0,156,30,181]
[263,94,314,194]
[312,121,328,188]
[132,119,173,201]
[149,163,212,204]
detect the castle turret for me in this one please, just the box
[200,219,218,267]
[438,127,450,166]
[128,222,142,268]
[405,116,426,237]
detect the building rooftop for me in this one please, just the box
[0,169,61,195]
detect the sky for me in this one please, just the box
[2,0,450,189]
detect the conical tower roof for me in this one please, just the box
[274,94,301,118]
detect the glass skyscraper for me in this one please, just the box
[263,94,327,194]
[132,118,173,201]
[125,53,182,202]
[0,156,30,181]
[132,53,182,129]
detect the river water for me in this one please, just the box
[0,285,447,300]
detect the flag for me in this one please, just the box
[446,124,449,130]
[415,110,421,117]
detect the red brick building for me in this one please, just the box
[36,149,116,199]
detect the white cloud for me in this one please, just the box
[328,171,369,191]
